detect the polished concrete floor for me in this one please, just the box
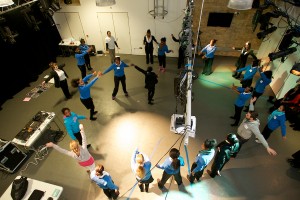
[0,54,299,200]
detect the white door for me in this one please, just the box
[97,12,132,54]
[53,12,72,40]
[53,12,85,41]
[65,12,85,41]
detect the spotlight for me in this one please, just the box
[268,47,297,61]
[259,12,280,30]
[257,26,277,39]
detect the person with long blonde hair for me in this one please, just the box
[131,148,153,192]
[45,124,95,175]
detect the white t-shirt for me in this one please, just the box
[105,36,115,49]
[55,69,66,81]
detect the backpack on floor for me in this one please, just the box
[11,176,28,200]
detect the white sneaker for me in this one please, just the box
[255,139,261,143]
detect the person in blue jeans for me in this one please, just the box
[90,164,120,200]
[158,37,173,72]
[230,84,253,126]
[156,148,184,189]
[102,56,130,100]
[71,71,101,121]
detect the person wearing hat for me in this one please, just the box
[207,133,240,178]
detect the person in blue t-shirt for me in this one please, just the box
[230,84,253,126]
[260,105,286,142]
[156,148,184,189]
[75,46,92,79]
[158,37,173,72]
[79,38,93,71]
[199,39,217,76]
[187,139,217,183]
[102,56,130,100]
[236,59,260,88]
[71,71,101,121]
[90,164,120,200]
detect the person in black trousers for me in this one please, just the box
[171,34,185,69]
[71,71,101,121]
[42,62,71,99]
[79,38,93,71]
[207,133,240,178]
[143,29,158,64]
[75,46,92,79]
[132,64,158,105]
[232,41,257,79]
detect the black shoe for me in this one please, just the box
[231,123,238,126]
[290,124,296,127]
[93,111,98,115]
[88,68,93,71]
[230,116,235,119]
[87,144,91,148]
[125,93,129,97]
[148,102,154,105]
[243,109,249,112]
[90,117,97,121]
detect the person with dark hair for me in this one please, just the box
[101,56,130,100]
[131,148,153,192]
[187,139,217,183]
[90,163,120,200]
[61,108,90,147]
[244,69,272,112]
[156,148,184,189]
[42,62,71,100]
[230,84,253,126]
[259,105,286,142]
[171,33,185,69]
[132,64,158,105]
[236,59,260,88]
[237,111,277,156]
[79,38,93,71]
[269,84,300,113]
[71,71,101,121]
[158,37,173,72]
[199,39,217,76]
[207,133,240,178]
[75,46,92,79]
[143,29,158,64]
[232,41,257,79]
[105,31,119,64]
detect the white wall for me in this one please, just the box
[256,17,300,99]
[53,0,186,57]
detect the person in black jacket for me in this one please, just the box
[42,62,71,99]
[232,41,257,79]
[131,64,158,105]
[143,29,158,64]
[171,34,185,69]
[207,133,240,178]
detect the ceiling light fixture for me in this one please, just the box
[0,0,14,8]
[227,0,254,10]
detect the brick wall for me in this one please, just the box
[192,0,264,57]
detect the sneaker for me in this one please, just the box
[90,117,97,121]
[87,144,91,148]
[231,123,238,126]
[157,179,163,189]
[112,96,116,100]
[93,111,98,115]
[229,116,235,119]
[255,139,261,143]
[125,93,129,97]
[148,102,154,105]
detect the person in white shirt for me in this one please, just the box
[105,31,119,64]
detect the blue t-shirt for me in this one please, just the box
[103,61,128,77]
[235,87,252,107]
